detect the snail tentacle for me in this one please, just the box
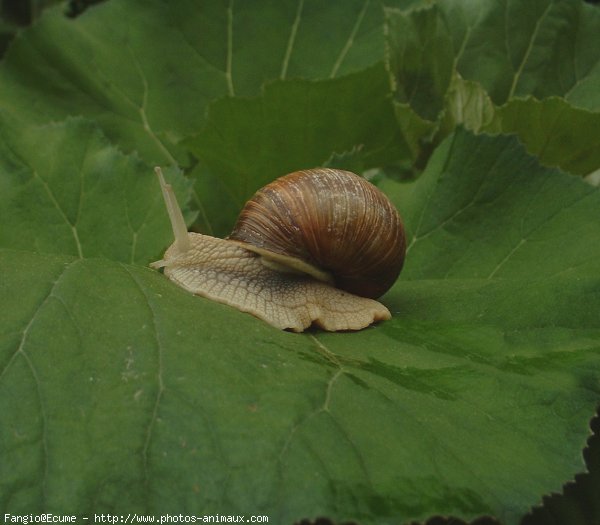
[155,166,191,254]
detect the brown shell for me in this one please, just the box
[228,168,406,299]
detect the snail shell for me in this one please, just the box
[152,167,406,331]
[229,169,406,299]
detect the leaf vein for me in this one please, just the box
[127,45,178,165]
[407,132,459,254]
[121,265,165,483]
[508,2,553,98]
[226,0,235,96]
[34,170,83,259]
[330,0,370,78]
[280,0,305,80]
[0,259,78,504]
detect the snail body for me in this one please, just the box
[152,168,406,332]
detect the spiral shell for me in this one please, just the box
[228,168,406,298]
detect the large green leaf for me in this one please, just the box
[2,129,599,524]
[1,0,599,522]
[387,129,600,281]
[0,116,193,264]
[0,0,419,165]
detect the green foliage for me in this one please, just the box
[385,1,600,172]
[0,1,599,524]
[0,117,193,263]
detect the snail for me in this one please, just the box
[151,167,406,332]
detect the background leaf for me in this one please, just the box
[2,130,599,525]
[442,0,600,109]
[488,97,600,176]
[384,0,600,174]
[0,116,193,264]
[0,0,421,166]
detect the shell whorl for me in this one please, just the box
[228,168,406,299]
